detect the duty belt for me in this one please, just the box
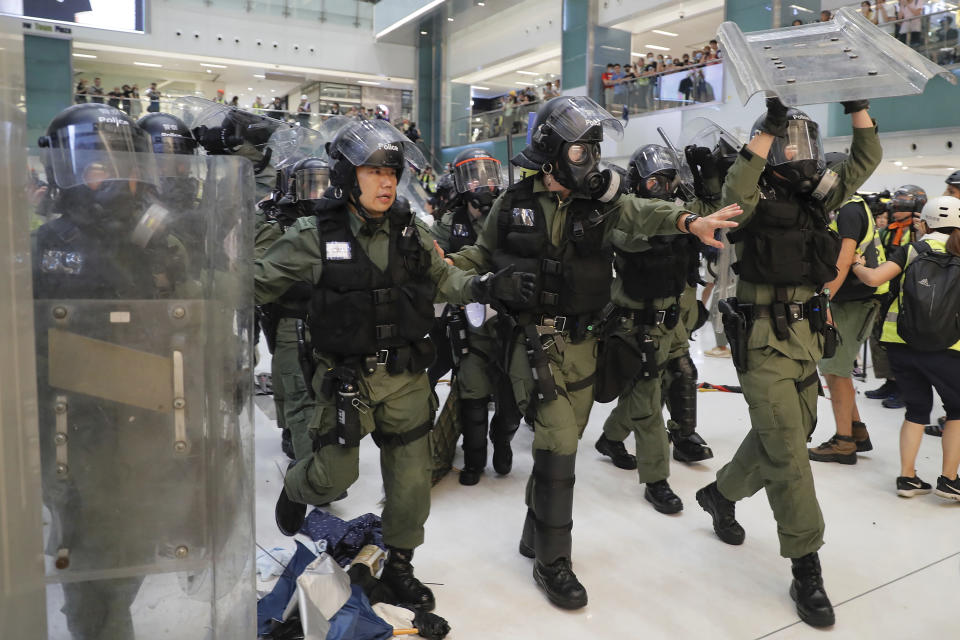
[615,304,679,329]
[741,302,809,323]
[533,313,598,345]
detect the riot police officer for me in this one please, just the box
[256,156,329,461]
[431,148,517,484]
[698,97,881,628]
[258,118,534,611]
[596,142,756,514]
[446,96,738,609]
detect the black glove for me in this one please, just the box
[588,168,622,203]
[192,125,242,155]
[841,99,869,114]
[471,265,537,305]
[685,145,721,201]
[759,96,789,137]
[412,610,451,640]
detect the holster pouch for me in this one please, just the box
[522,324,558,403]
[295,319,316,399]
[822,323,839,360]
[258,304,280,354]
[321,366,363,447]
[639,333,659,379]
[719,297,749,374]
[595,332,644,403]
[445,306,470,367]
[807,293,829,334]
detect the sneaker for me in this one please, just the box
[705,346,732,358]
[595,434,637,470]
[851,421,873,452]
[808,434,857,464]
[896,475,932,498]
[881,393,905,409]
[935,475,960,501]
[865,380,897,400]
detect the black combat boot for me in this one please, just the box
[695,481,745,545]
[644,479,683,514]
[670,429,714,462]
[380,547,436,612]
[595,433,637,470]
[790,552,835,628]
[281,428,296,461]
[275,485,306,537]
[490,411,518,475]
[530,450,588,609]
[518,508,535,558]
[459,398,489,486]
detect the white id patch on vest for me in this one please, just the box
[511,208,536,227]
[325,241,353,260]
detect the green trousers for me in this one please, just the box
[661,286,698,435]
[716,346,825,559]
[456,322,497,401]
[284,360,436,550]
[601,318,675,483]
[271,318,316,460]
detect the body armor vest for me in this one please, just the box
[308,205,436,356]
[730,186,841,287]
[615,235,693,301]
[447,205,479,253]
[491,176,613,316]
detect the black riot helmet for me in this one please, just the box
[512,96,623,195]
[751,106,824,195]
[326,117,425,200]
[137,112,199,155]
[889,184,928,214]
[628,144,679,200]
[945,170,960,197]
[452,148,502,215]
[433,171,458,215]
[292,156,330,202]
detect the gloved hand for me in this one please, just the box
[471,265,537,305]
[588,168,622,203]
[192,125,242,155]
[841,99,870,114]
[411,610,451,640]
[759,96,789,137]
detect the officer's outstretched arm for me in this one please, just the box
[253,221,321,305]
[825,103,882,212]
[446,195,499,274]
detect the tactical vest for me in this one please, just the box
[881,237,960,352]
[830,195,889,302]
[447,205,479,253]
[730,188,841,287]
[308,205,436,356]
[615,235,693,301]
[491,176,613,316]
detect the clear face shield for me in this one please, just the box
[171,96,289,151]
[294,167,330,202]
[634,146,677,181]
[545,96,624,144]
[769,119,824,170]
[42,122,157,190]
[454,156,503,215]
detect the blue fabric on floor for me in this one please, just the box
[326,585,393,640]
[256,540,317,635]
[300,510,384,566]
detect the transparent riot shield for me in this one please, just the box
[0,20,48,639]
[656,126,696,201]
[31,151,256,639]
[718,6,957,106]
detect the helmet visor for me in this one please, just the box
[633,146,677,179]
[171,96,289,149]
[45,122,158,189]
[453,156,503,193]
[268,126,327,168]
[294,167,330,201]
[890,190,925,213]
[152,133,198,155]
[546,96,624,143]
[769,119,823,168]
[333,118,426,171]
[680,117,743,154]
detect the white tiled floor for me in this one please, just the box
[253,331,960,640]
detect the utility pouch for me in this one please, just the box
[664,303,680,330]
[335,379,363,448]
[771,302,790,341]
[295,319,316,399]
[522,324,558,403]
[639,333,659,379]
[807,294,828,334]
[446,306,470,367]
[595,332,644,403]
[822,323,839,360]
[719,297,749,374]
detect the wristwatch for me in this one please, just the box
[683,214,700,233]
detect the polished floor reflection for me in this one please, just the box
[254,330,959,639]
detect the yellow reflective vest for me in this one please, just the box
[829,195,889,298]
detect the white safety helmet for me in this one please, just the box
[921,195,960,231]
[301,94,308,100]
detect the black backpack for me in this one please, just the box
[897,243,960,351]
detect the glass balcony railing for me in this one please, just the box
[162,0,374,30]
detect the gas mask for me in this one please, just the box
[60,181,140,236]
[553,141,604,195]
[159,176,201,209]
[465,187,498,216]
[641,170,680,201]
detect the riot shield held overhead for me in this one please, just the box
[31,151,257,639]
[718,6,957,106]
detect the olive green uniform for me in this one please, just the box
[449,178,690,495]
[714,124,882,559]
[602,153,766,483]
[255,209,316,460]
[255,209,476,550]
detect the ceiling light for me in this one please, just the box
[472,85,490,90]
[72,52,97,59]
[894,161,903,166]
[631,51,644,57]
[253,74,265,79]
[134,61,162,68]
[514,81,532,86]
[271,89,276,92]
[376,0,447,39]
[247,87,253,91]
[901,166,909,170]
[477,1,485,5]
[789,4,814,12]
[600,45,624,52]
[206,69,212,73]
[516,70,539,76]
[949,167,958,172]
[357,80,382,85]
[447,17,454,22]
[652,29,679,37]
[420,30,428,35]
[201,63,227,68]
[645,44,670,51]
